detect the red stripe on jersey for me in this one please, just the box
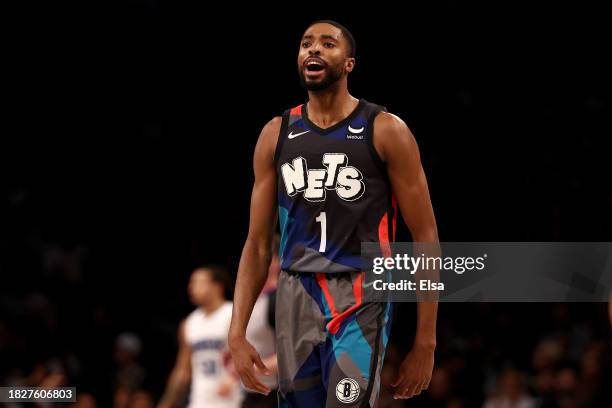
[290,104,303,116]
[378,194,397,257]
[378,212,391,258]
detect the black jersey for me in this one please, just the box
[274,99,397,273]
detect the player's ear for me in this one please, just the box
[345,57,355,73]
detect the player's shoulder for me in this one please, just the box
[261,116,283,138]
[264,115,283,131]
[372,111,416,162]
[185,308,203,325]
[220,301,233,316]
[373,111,411,134]
[215,302,234,328]
[182,310,200,340]
[374,110,416,145]
[256,116,283,155]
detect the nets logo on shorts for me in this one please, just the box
[336,378,360,403]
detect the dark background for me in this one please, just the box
[2,1,610,407]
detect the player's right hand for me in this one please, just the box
[228,335,272,395]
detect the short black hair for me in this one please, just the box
[307,19,356,58]
[196,264,233,300]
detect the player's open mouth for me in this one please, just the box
[305,63,325,72]
[304,58,326,79]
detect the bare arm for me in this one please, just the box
[158,321,191,408]
[228,116,281,395]
[374,112,439,399]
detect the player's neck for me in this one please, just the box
[200,297,225,315]
[306,87,358,129]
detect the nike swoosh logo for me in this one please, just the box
[348,125,364,134]
[288,130,309,139]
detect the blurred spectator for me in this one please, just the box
[72,392,98,408]
[533,368,557,407]
[555,366,578,408]
[43,244,88,283]
[428,367,452,404]
[532,339,563,372]
[113,332,146,390]
[483,368,535,408]
[130,389,155,408]
[114,385,132,408]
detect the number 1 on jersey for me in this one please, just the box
[315,212,327,252]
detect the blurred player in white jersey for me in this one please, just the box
[158,265,243,408]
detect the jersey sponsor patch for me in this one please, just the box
[346,125,365,140]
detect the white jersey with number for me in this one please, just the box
[184,302,243,408]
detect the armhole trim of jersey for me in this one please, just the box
[366,106,388,173]
[273,109,291,165]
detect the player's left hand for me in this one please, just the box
[390,344,435,399]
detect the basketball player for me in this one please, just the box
[229,20,439,407]
[158,266,243,408]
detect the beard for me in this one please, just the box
[298,64,344,91]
